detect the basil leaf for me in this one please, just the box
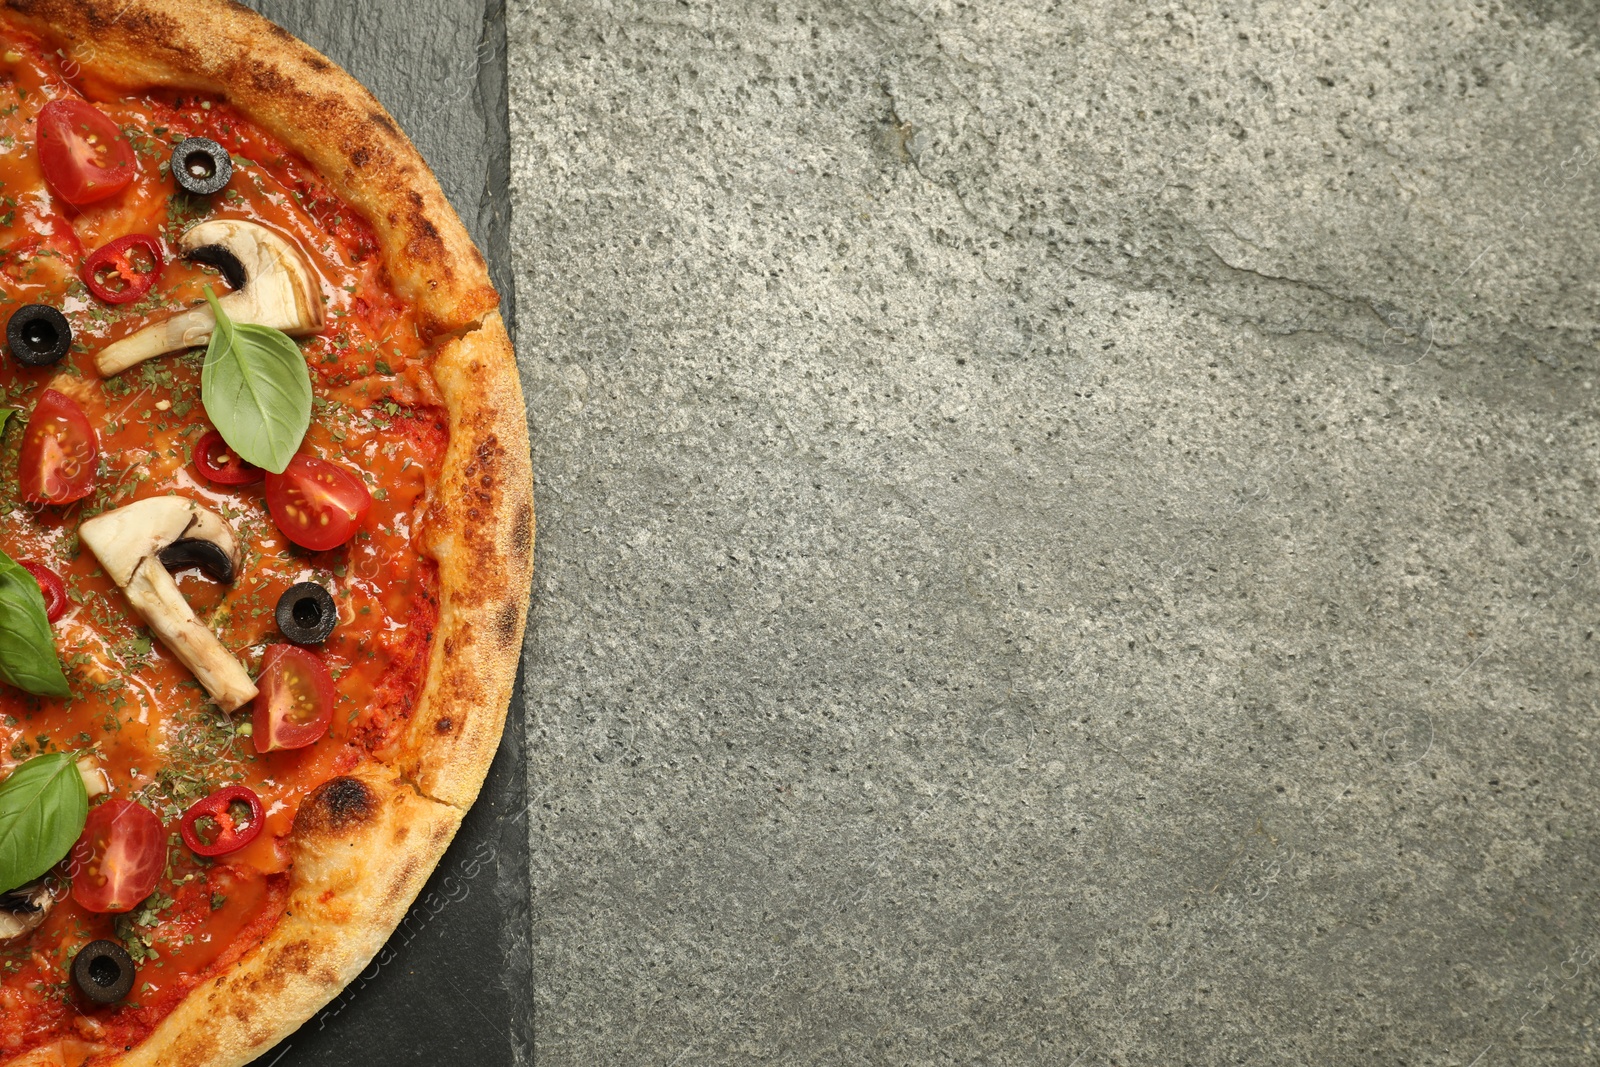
[199,287,312,475]
[0,548,70,698]
[0,752,88,894]
[0,408,14,434]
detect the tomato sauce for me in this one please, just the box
[0,23,448,1061]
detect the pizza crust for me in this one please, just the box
[3,772,465,1067]
[0,3,534,1063]
[115,770,464,1067]
[399,312,534,808]
[1,0,500,337]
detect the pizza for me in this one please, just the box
[0,2,533,1064]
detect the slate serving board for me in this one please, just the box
[233,2,528,1064]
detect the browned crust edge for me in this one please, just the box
[0,4,535,1066]
[0,0,499,336]
[397,312,534,808]
[6,773,468,1067]
[113,769,465,1067]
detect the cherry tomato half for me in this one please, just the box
[192,429,264,485]
[18,389,98,505]
[81,233,165,305]
[253,644,336,753]
[69,799,165,914]
[179,785,265,857]
[263,454,372,552]
[18,561,66,622]
[36,100,135,207]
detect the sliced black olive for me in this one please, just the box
[276,582,337,645]
[71,939,135,1005]
[159,538,236,584]
[6,304,71,366]
[170,137,232,196]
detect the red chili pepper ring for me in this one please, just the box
[18,561,67,623]
[81,233,165,305]
[179,785,265,857]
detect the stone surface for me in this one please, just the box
[510,0,1600,1064]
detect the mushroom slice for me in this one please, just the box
[76,756,109,798]
[0,882,53,943]
[79,496,258,712]
[95,220,324,377]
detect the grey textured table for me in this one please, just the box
[510,0,1600,1064]
[220,0,1600,1063]
[237,2,528,1064]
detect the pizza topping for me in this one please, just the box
[68,799,165,914]
[75,757,109,799]
[263,454,372,551]
[96,219,324,377]
[0,753,88,897]
[35,99,135,206]
[158,537,238,584]
[276,582,337,646]
[18,561,67,623]
[0,550,72,698]
[5,303,72,366]
[17,387,98,504]
[199,285,314,473]
[0,882,53,943]
[170,136,233,197]
[70,938,136,1004]
[81,233,166,305]
[252,644,335,752]
[78,496,258,711]
[76,496,235,587]
[179,785,263,857]
[192,428,265,485]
